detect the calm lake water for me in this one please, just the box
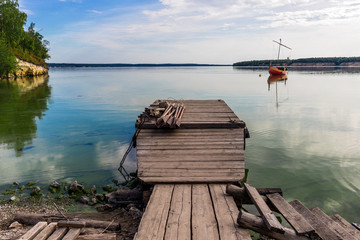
[0,66,359,221]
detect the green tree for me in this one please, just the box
[0,37,17,77]
[0,0,27,47]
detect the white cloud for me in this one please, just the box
[87,10,102,14]
[48,0,360,63]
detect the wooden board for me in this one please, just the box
[267,193,314,235]
[209,184,251,240]
[165,184,192,240]
[62,228,82,240]
[19,221,48,240]
[311,207,357,240]
[330,214,360,240]
[289,200,341,240]
[244,184,284,234]
[134,184,174,240]
[47,227,68,240]
[191,184,219,240]
[33,222,57,240]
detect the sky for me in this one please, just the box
[18,0,360,64]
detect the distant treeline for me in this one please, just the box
[48,63,230,68]
[233,57,360,66]
[0,0,49,78]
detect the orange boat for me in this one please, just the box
[269,39,291,75]
[269,65,288,75]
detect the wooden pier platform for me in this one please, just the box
[133,99,359,240]
[136,99,248,184]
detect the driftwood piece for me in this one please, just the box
[14,213,121,231]
[57,220,86,228]
[226,184,282,205]
[237,210,310,240]
[105,187,143,204]
[244,183,284,233]
[77,233,117,240]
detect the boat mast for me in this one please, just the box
[273,39,292,65]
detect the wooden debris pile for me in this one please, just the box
[16,213,120,240]
[226,183,360,240]
[144,100,185,128]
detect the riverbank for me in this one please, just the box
[0,197,142,239]
[233,56,360,67]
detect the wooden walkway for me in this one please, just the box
[134,184,251,240]
[134,99,360,240]
[135,100,251,239]
[136,100,248,184]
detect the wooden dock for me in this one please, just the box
[136,100,248,184]
[134,99,359,240]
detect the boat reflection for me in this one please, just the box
[267,74,288,109]
[0,75,51,156]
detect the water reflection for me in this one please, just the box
[0,75,51,156]
[267,75,288,108]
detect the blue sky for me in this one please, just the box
[19,0,360,64]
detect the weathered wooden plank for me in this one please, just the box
[192,184,219,240]
[137,144,243,150]
[139,128,242,133]
[289,200,341,240]
[244,183,284,233]
[137,140,244,145]
[164,184,191,240]
[77,233,117,240]
[311,207,357,240]
[134,184,174,240]
[137,157,244,164]
[237,211,310,240]
[140,176,244,183]
[137,139,244,144]
[62,228,82,240]
[139,171,243,178]
[137,149,244,156]
[138,161,244,169]
[209,184,251,240]
[267,193,314,235]
[137,135,244,140]
[19,221,48,240]
[331,215,360,240]
[47,227,68,240]
[139,168,243,176]
[137,154,244,162]
[33,222,57,240]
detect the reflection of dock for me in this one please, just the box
[133,100,358,239]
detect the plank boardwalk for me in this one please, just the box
[134,184,251,240]
[136,100,247,183]
[134,100,359,240]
